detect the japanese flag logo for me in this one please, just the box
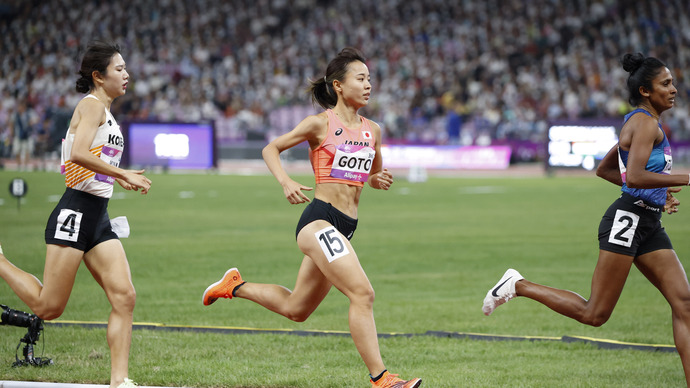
[362,131,372,140]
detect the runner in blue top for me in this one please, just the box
[618,107,672,206]
[483,53,690,386]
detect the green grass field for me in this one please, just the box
[1,169,688,387]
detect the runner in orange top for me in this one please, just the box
[310,108,376,187]
[203,47,421,388]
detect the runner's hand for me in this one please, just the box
[370,168,393,190]
[122,170,152,195]
[664,187,681,214]
[282,178,312,204]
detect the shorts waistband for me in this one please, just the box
[619,192,662,213]
[311,198,357,222]
[65,187,110,205]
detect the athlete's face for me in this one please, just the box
[99,53,129,99]
[338,61,371,107]
[645,67,676,113]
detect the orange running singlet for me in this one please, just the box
[310,109,376,187]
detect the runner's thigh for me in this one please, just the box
[297,220,371,296]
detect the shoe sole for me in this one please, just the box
[373,378,422,388]
[202,267,239,306]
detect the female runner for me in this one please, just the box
[203,47,421,388]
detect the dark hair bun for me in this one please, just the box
[75,77,91,93]
[621,52,645,74]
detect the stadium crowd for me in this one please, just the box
[1,0,689,168]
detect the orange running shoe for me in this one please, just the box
[202,268,245,306]
[370,371,422,388]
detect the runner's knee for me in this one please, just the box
[286,307,313,323]
[670,293,690,320]
[33,301,67,320]
[348,285,375,308]
[109,285,136,314]
[580,308,612,327]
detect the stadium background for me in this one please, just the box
[1,0,689,169]
[2,0,690,387]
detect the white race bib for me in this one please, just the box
[608,209,640,247]
[330,145,375,183]
[315,226,350,262]
[54,209,83,242]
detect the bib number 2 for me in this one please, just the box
[608,209,639,248]
[54,209,83,242]
[315,226,350,263]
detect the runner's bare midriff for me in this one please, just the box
[314,182,362,219]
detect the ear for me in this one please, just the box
[92,70,105,86]
[638,85,652,98]
[332,79,342,93]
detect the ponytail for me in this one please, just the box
[307,47,366,109]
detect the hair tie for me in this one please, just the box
[323,75,328,84]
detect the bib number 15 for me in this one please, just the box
[315,226,350,262]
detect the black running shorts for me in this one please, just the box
[598,193,673,257]
[295,198,358,240]
[45,188,118,252]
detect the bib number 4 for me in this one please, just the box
[54,209,83,242]
[315,226,350,262]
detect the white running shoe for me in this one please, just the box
[116,378,138,388]
[482,268,523,316]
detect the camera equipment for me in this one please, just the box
[1,304,52,367]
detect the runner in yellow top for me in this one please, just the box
[203,47,421,388]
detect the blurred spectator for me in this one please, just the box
[44,95,72,156]
[0,99,10,164]
[33,115,51,171]
[10,98,37,171]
